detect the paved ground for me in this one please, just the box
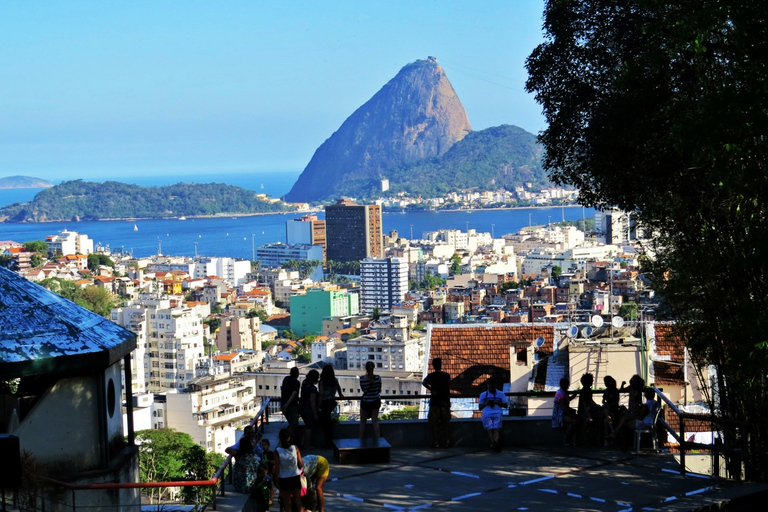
[213,428,768,512]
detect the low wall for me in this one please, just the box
[304,417,560,448]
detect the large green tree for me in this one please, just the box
[527,0,768,480]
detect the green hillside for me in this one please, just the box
[0,180,290,222]
[331,125,549,199]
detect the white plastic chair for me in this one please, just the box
[635,403,663,452]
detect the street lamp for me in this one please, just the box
[410,224,413,240]
[491,223,495,238]
[251,234,256,261]
[193,242,198,258]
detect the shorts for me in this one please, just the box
[279,475,301,491]
[360,399,381,413]
[428,405,451,424]
[315,456,330,478]
[482,412,503,430]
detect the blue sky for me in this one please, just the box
[0,1,547,182]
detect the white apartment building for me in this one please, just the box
[421,229,493,253]
[346,335,422,372]
[165,373,259,453]
[360,257,408,314]
[112,296,207,394]
[345,316,423,372]
[195,257,251,286]
[45,230,94,256]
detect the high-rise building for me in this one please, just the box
[360,257,408,314]
[285,215,327,261]
[325,199,383,263]
[111,296,207,394]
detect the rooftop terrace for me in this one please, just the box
[211,420,768,512]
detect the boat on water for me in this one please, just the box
[179,216,186,220]
[133,224,138,231]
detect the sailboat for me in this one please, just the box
[133,224,138,231]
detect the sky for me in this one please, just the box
[0,1,548,183]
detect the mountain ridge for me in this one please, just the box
[286,58,472,202]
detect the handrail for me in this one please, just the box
[652,386,746,480]
[40,397,273,511]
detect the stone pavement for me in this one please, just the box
[300,444,767,511]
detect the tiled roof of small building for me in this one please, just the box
[427,324,555,396]
[0,267,136,379]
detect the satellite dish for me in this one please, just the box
[584,326,594,337]
[591,315,604,327]
[612,316,625,328]
[567,325,579,338]
[534,337,545,348]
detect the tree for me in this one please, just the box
[135,429,198,503]
[23,240,48,255]
[87,253,115,272]
[527,0,768,480]
[618,301,638,321]
[450,253,461,275]
[550,265,562,281]
[206,317,221,333]
[29,254,44,268]
[421,272,446,291]
[179,445,222,505]
[75,285,116,317]
[371,307,381,321]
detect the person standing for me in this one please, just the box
[422,357,451,448]
[478,377,508,451]
[552,377,577,446]
[318,364,344,448]
[281,367,301,429]
[359,361,382,440]
[274,428,304,512]
[299,369,320,449]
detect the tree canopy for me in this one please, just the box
[527,0,768,480]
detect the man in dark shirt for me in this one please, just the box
[422,357,451,447]
[280,367,301,428]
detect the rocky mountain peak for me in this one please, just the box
[285,58,472,202]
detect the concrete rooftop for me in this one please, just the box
[212,425,768,512]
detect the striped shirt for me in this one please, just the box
[359,374,382,402]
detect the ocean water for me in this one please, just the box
[0,206,593,260]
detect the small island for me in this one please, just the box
[0,175,54,189]
[0,180,292,223]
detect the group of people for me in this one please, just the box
[227,425,330,512]
[282,361,385,444]
[280,364,345,449]
[552,373,661,446]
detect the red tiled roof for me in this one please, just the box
[428,324,554,396]
[653,324,685,363]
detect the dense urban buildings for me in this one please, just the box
[325,198,383,262]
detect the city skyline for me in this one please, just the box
[1,1,547,182]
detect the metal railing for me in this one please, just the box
[653,387,747,479]
[30,398,273,512]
